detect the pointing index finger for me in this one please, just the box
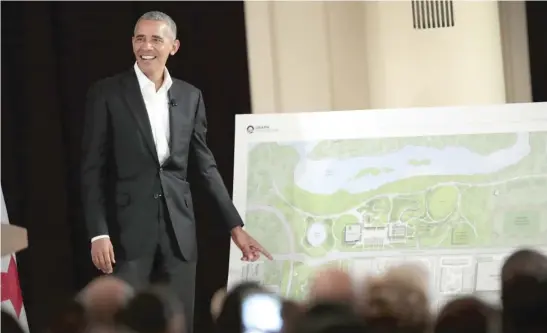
[252,244,273,260]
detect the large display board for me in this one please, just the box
[226,103,547,308]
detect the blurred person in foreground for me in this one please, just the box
[48,299,87,333]
[290,302,364,333]
[285,267,363,333]
[80,10,271,333]
[212,283,302,333]
[279,300,302,333]
[48,276,133,333]
[213,281,265,333]
[76,276,134,325]
[117,285,185,333]
[308,267,354,305]
[360,263,432,333]
[501,248,547,333]
[434,296,499,333]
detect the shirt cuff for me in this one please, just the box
[91,235,110,242]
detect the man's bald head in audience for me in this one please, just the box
[77,276,134,324]
[309,267,354,304]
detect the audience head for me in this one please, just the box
[48,299,87,333]
[289,302,364,333]
[214,281,265,333]
[501,248,547,282]
[360,263,431,333]
[501,249,547,333]
[77,276,134,325]
[308,267,353,304]
[116,285,185,333]
[434,296,499,333]
[280,300,304,333]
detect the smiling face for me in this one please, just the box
[132,19,180,79]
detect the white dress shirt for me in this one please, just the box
[91,63,173,243]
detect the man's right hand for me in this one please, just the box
[91,238,115,274]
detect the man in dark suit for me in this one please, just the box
[81,11,271,332]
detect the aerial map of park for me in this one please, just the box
[233,130,547,307]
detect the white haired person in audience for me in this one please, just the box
[360,263,432,333]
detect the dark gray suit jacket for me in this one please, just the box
[81,68,243,261]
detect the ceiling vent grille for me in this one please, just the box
[411,0,455,30]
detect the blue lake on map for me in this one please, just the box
[286,132,531,195]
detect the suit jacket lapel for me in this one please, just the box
[122,69,159,164]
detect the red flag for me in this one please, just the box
[1,185,29,333]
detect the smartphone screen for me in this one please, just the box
[241,292,283,333]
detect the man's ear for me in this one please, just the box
[170,39,180,56]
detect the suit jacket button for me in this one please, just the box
[154,194,159,199]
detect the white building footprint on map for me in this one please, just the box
[307,222,327,247]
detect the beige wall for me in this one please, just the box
[244,0,532,114]
[498,1,532,103]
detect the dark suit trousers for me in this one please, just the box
[112,195,196,333]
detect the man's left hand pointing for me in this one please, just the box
[231,226,273,261]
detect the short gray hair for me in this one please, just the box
[135,11,177,39]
